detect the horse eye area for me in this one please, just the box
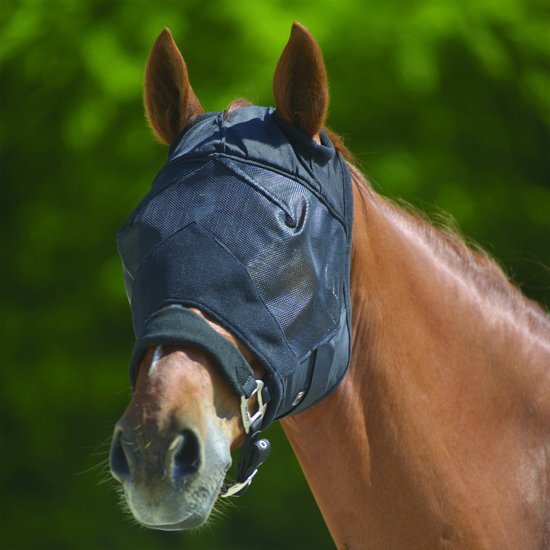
[171,430,201,478]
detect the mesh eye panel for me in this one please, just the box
[118,157,345,360]
[243,169,344,351]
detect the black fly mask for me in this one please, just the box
[117,106,353,495]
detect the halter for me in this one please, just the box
[117,106,353,495]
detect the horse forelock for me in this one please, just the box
[225,98,254,117]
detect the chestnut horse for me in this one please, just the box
[110,23,550,548]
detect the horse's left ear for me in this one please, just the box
[273,22,329,137]
[144,28,204,145]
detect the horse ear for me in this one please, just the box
[144,28,204,145]
[273,22,329,137]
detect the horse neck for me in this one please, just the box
[281,178,550,548]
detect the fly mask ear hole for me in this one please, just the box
[273,22,329,137]
[144,28,204,144]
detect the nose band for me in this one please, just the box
[129,305,258,399]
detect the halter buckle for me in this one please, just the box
[240,379,267,434]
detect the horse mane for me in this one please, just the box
[340,142,549,331]
[225,100,546,327]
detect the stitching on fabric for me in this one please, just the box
[162,152,349,230]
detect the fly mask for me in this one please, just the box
[116,105,353,495]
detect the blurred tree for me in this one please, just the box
[0,0,548,549]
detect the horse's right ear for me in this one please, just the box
[273,22,329,138]
[144,28,204,145]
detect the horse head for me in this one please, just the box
[109,23,351,530]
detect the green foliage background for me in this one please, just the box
[1,0,548,548]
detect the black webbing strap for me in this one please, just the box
[129,305,257,397]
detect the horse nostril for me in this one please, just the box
[169,429,200,481]
[110,428,131,483]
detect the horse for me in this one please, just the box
[109,23,550,549]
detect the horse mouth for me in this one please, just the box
[125,489,216,531]
[137,513,205,531]
[121,454,229,531]
[123,476,225,531]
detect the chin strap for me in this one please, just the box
[220,380,272,497]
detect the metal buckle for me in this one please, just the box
[240,379,267,434]
[220,469,258,498]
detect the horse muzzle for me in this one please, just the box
[109,420,230,530]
